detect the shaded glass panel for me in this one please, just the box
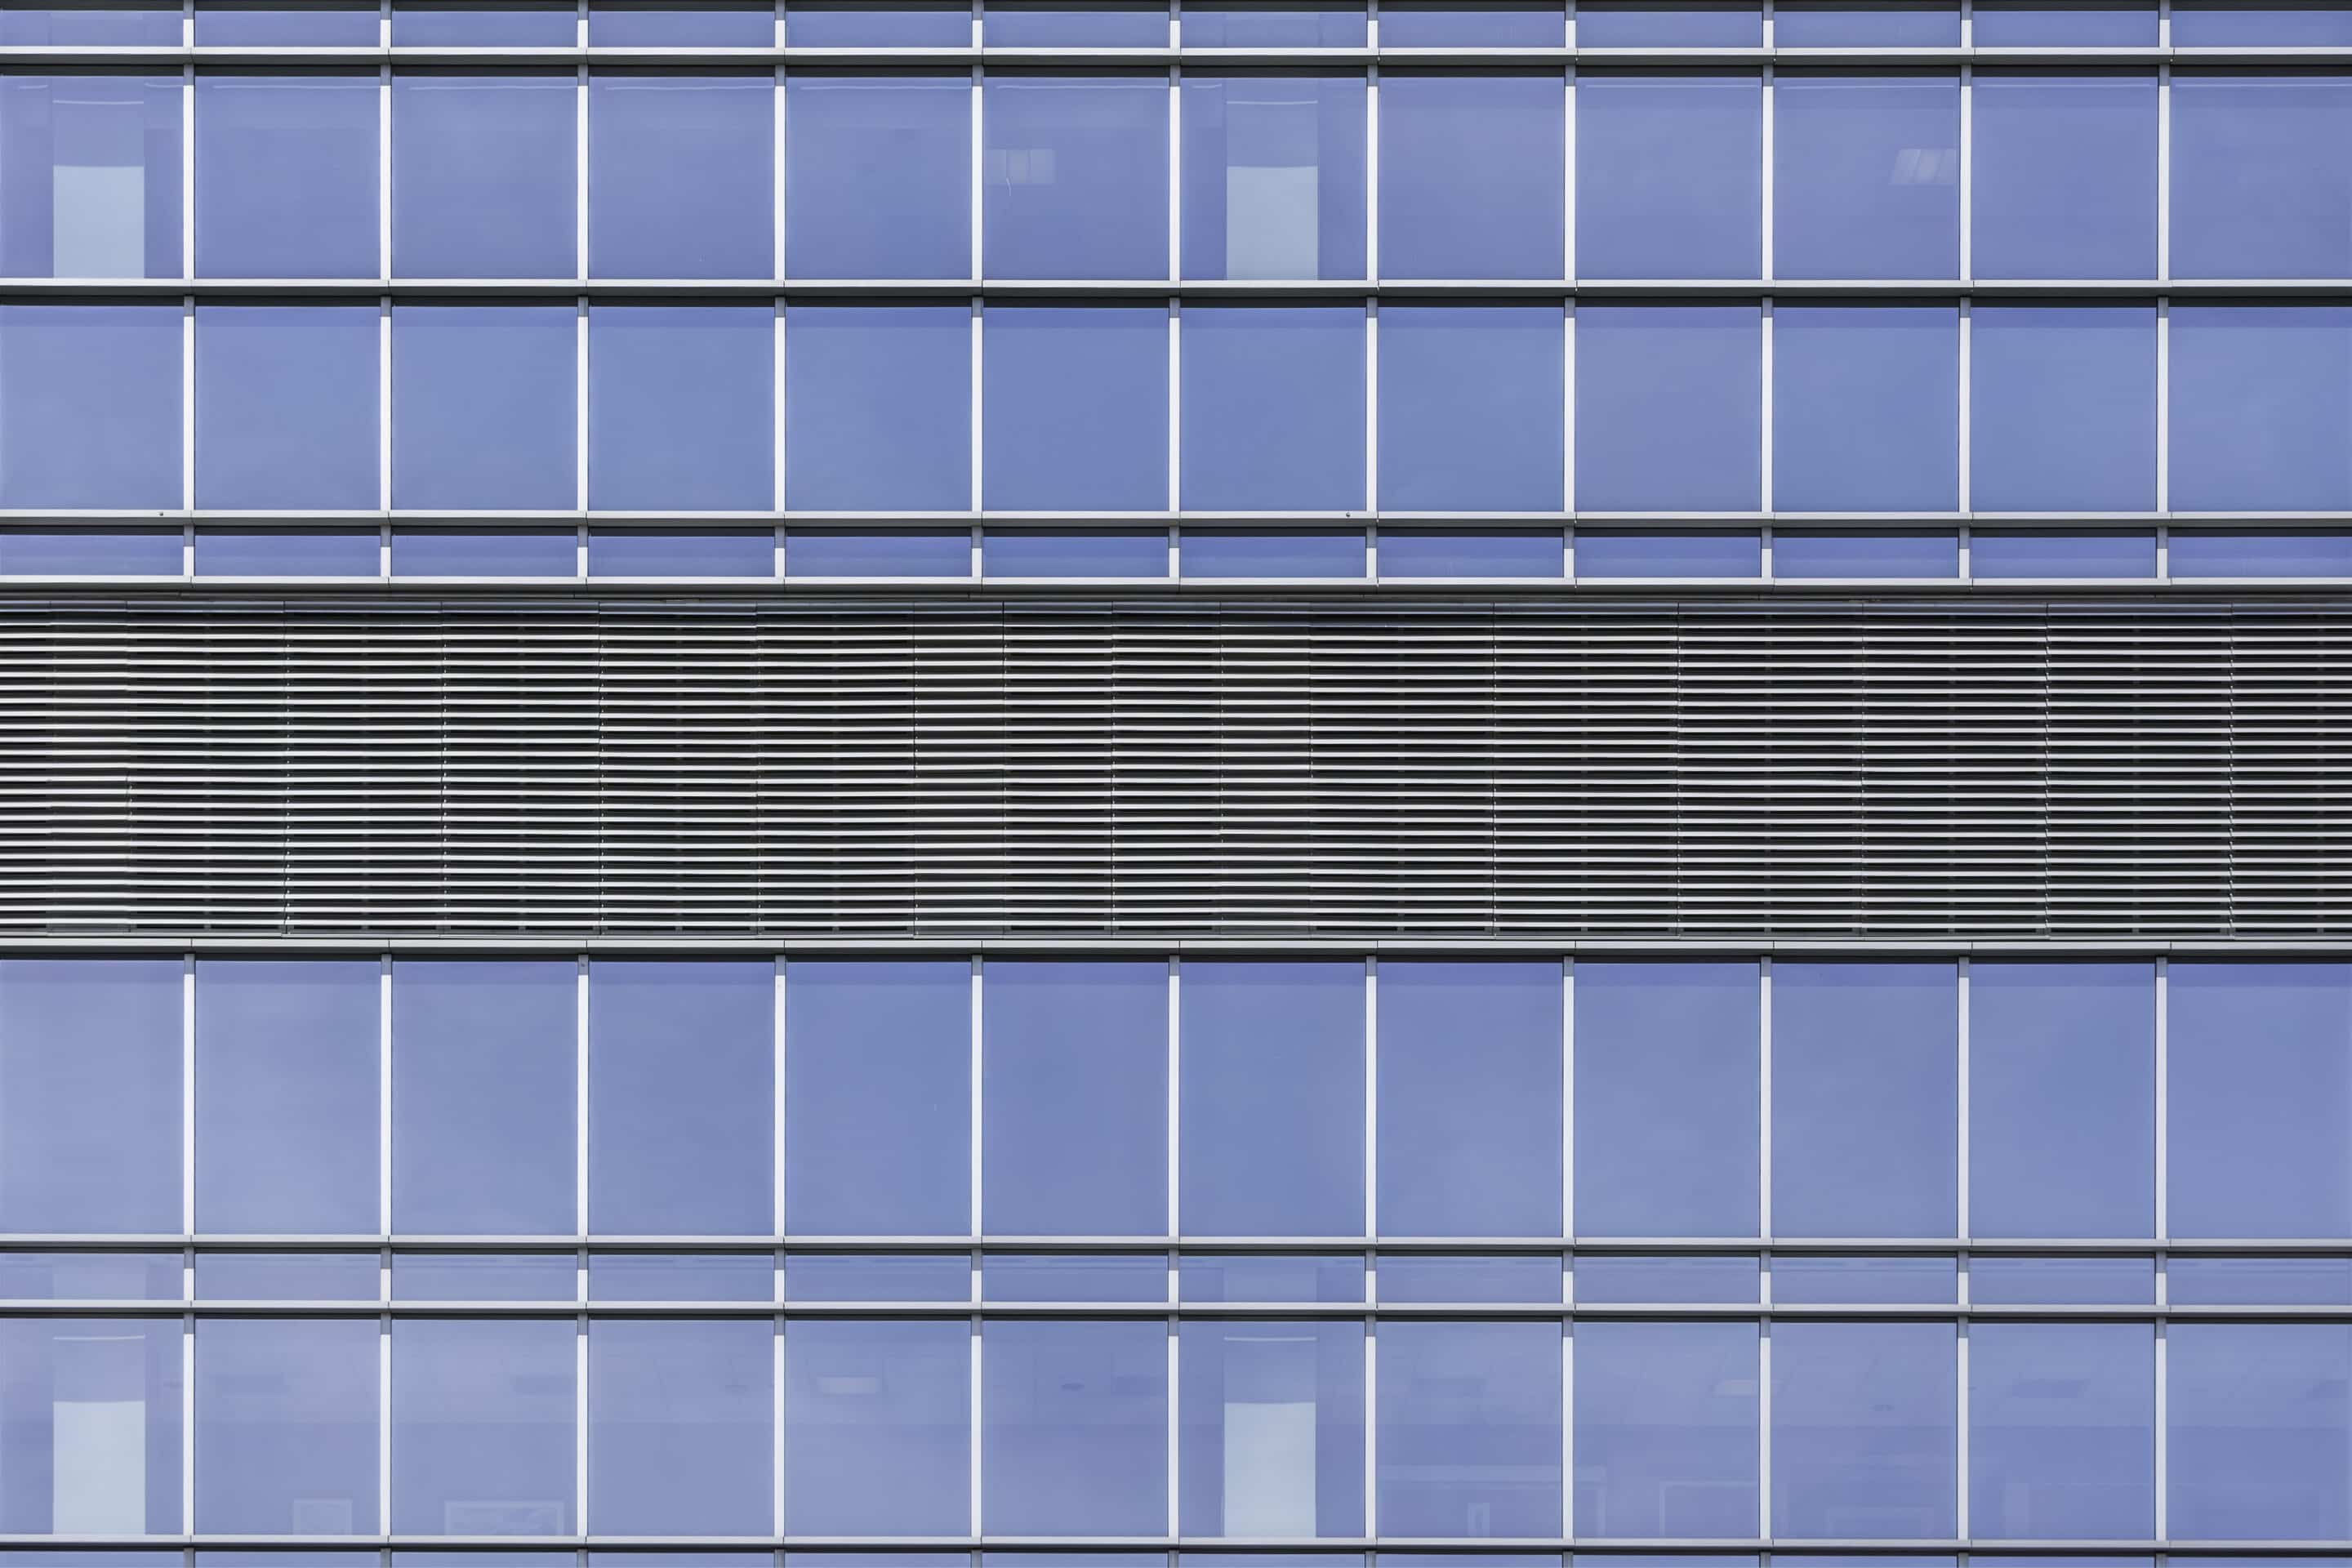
[1771,1255,1957,1304]
[981,1319,1168,1535]
[1178,1255,1365,1303]
[1380,72,1563,279]
[1972,72,2158,279]
[1772,1322,1956,1540]
[1969,301,2158,512]
[784,1320,969,1536]
[391,301,577,510]
[586,528,773,577]
[982,1255,1166,1303]
[587,1320,773,1535]
[1775,1,1959,43]
[2172,74,2352,279]
[195,2,375,42]
[1573,1255,1758,1304]
[391,962,576,1236]
[1773,530,1958,578]
[1184,4,1363,44]
[390,527,575,577]
[982,304,1166,511]
[1971,1322,2155,1540]
[785,1254,971,1303]
[982,528,1168,577]
[588,303,773,510]
[1971,1256,2156,1305]
[196,302,377,510]
[0,1317,181,1534]
[1179,1320,1364,1538]
[587,73,772,278]
[391,73,575,278]
[1775,73,1958,280]
[589,1254,773,1303]
[194,960,377,1235]
[982,961,1166,1236]
[1773,303,1958,512]
[787,528,969,577]
[392,1254,576,1302]
[988,2,1165,45]
[1379,304,1563,512]
[1379,1255,1561,1303]
[1180,305,1365,510]
[1376,529,1561,579]
[2167,1322,2352,1539]
[784,74,970,280]
[1181,961,1364,1237]
[0,1254,180,1300]
[195,1318,378,1534]
[1377,1320,1562,1537]
[1972,1,2158,43]
[1575,303,1761,511]
[1575,529,1760,577]
[194,73,376,277]
[194,1254,377,1302]
[787,2,970,46]
[1575,961,1759,1238]
[391,1318,576,1535]
[0,5,180,43]
[2170,304,2352,513]
[1574,1321,1757,1538]
[983,74,1167,279]
[1971,530,2157,578]
[1180,74,1365,282]
[2172,529,2352,577]
[2169,962,2352,1237]
[1182,528,1365,577]
[588,2,772,44]
[0,301,180,510]
[0,960,181,1234]
[1378,4,1561,47]
[195,528,378,577]
[392,2,577,43]
[785,302,969,511]
[1576,73,1762,280]
[0,73,180,279]
[1579,2,1761,44]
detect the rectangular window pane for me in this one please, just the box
[1775,0,1959,43]
[194,960,376,1234]
[785,74,969,279]
[2167,1323,2352,1539]
[989,1,1165,45]
[1378,529,1561,578]
[982,960,1166,1236]
[1970,962,2154,1238]
[588,960,773,1236]
[787,528,971,577]
[1972,1,2158,44]
[589,2,772,44]
[393,2,577,44]
[1579,2,1762,45]
[982,1254,1166,1302]
[784,1320,969,1536]
[1179,1321,1364,1538]
[196,302,378,510]
[195,1253,378,1302]
[2175,2,2352,45]
[1180,74,1365,281]
[589,1254,773,1302]
[0,5,180,43]
[1379,304,1562,511]
[1381,3,1562,46]
[390,527,576,577]
[586,528,773,577]
[392,73,574,277]
[588,303,773,510]
[1771,1255,1958,1303]
[1380,72,1563,279]
[983,528,1167,577]
[2172,528,2352,577]
[1970,1255,2155,1304]
[196,2,376,42]
[1971,1322,2154,1539]
[0,1318,181,1534]
[1772,1322,1955,1539]
[0,960,181,1233]
[1973,72,2157,279]
[1773,529,1958,578]
[0,1253,180,1299]
[787,2,971,45]
[391,1319,576,1535]
[588,1320,773,1535]
[1378,962,1562,1238]
[1970,301,2158,512]
[392,1254,576,1302]
[1182,528,1365,577]
[392,302,577,510]
[1971,529,2155,578]
[983,74,1167,279]
[1573,1255,1759,1304]
[195,74,376,277]
[1576,528,1761,577]
[2172,74,2352,278]
[1775,73,1958,279]
[1773,303,1958,512]
[1379,1255,1561,1303]
[392,961,575,1235]
[588,73,772,278]
[1178,1254,1365,1303]
[2170,962,2352,1237]
[785,1254,971,1303]
[1181,305,1365,510]
[2169,1256,2352,1306]
[0,303,179,508]
[0,73,180,278]
[1378,1321,1561,1537]
[785,302,969,511]
[1575,962,1759,1237]
[1576,74,1761,279]
[0,526,179,574]
[1183,4,1364,45]
[982,304,1166,510]
[196,1319,378,1534]
[194,528,377,577]
[1179,961,1362,1236]
[982,1320,1168,1535]
[1575,304,1760,511]
[2171,303,2352,512]
[1573,1321,1757,1538]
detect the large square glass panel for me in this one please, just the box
[1378,1321,1561,1537]
[392,302,577,510]
[0,5,180,43]
[785,1254,971,1303]
[195,1318,378,1534]
[1774,73,1957,280]
[983,304,1166,510]
[1772,1322,1955,1539]
[1775,1,1959,43]
[1379,304,1562,511]
[784,1319,969,1536]
[982,1319,1167,1535]
[1970,962,2154,1238]
[194,74,376,277]
[194,2,375,43]
[983,528,1167,577]
[2167,1322,2351,1539]
[392,73,574,278]
[0,960,181,1233]
[194,528,377,577]
[589,961,772,1236]
[586,528,773,577]
[1971,529,2155,578]
[2172,74,2352,279]
[784,960,969,1236]
[1180,304,1364,510]
[392,1318,576,1535]
[1576,74,1761,279]
[1379,72,1563,279]
[1772,529,1958,578]
[1772,303,1957,511]
[1970,302,2157,511]
[196,302,377,510]
[0,1252,180,1299]
[392,1253,576,1301]
[390,960,575,1234]
[1381,2,1561,47]
[982,1254,1165,1302]
[2172,528,2352,577]
[1771,963,1957,1237]
[194,1253,376,1301]
[0,73,180,279]
[1972,1,2158,44]
[1972,72,2157,279]
[1379,1254,1561,1303]
[589,1253,773,1302]
[786,302,969,511]
[588,73,772,278]
[0,526,177,574]
[1771,1255,1957,1303]
[1575,528,1760,577]
[1178,1254,1364,1303]
[0,302,180,508]
[1181,74,1365,281]
[1377,961,1561,1238]
[983,74,1167,279]
[589,304,773,510]
[2170,963,2352,1237]
[1576,961,1758,1238]
[1971,1321,2154,1539]
[390,527,575,577]
[1573,1321,1756,1538]
[1573,1255,1758,1304]
[1183,4,1363,45]
[588,1319,773,1535]
[194,960,377,1234]
[1378,529,1561,578]
[0,1317,182,1533]
[1179,960,1363,1237]
[2175,2,2352,44]
[982,960,1165,1236]
[1970,1255,2155,1304]
[393,2,577,44]
[787,528,970,577]
[1182,528,1364,577]
[1575,303,1760,510]
[785,74,970,279]
[2171,304,2352,512]
[588,2,772,45]
[988,2,1164,46]
[1578,2,1762,45]
[2170,1256,2352,1306]
[1180,1321,1363,1538]
[788,2,969,47]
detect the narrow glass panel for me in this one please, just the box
[1573,1255,1759,1304]
[2170,303,2352,512]
[1377,1321,1561,1537]
[1772,1322,1957,1539]
[1970,1256,2157,1304]
[1772,530,1959,578]
[1973,72,2158,279]
[1178,1254,1365,1303]
[1378,303,1563,511]
[2169,962,2352,1237]
[194,1253,377,1301]
[588,2,772,44]
[1771,1254,1958,1304]
[1576,73,1762,280]
[1971,530,2156,578]
[784,1320,969,1535]
[0,4,180,43]
[2174,2,2352,44]
[2168,1256,2352,1306]
[195,1318,378,1534]
[1377,529,1561,578]
[1772,303,1958,512]
[784,302,970,511]
[391,302,577,510]
[1971,1,2158,44]
[982,304,1166,510]
[1379,3,1560,47]
[0,526,178,574]
[588,961,773,1236]
[195,301,378,510]
[587,1319,773,1535]
[1775,73,1958,280]
[587,72,772,278]
[392,2,577,44]
[787,2,970,47]
[1969,301,2158,512]
[1182,528,1365,577]
[784,1254,971,1303]
[2171,528,2352,577]
[194,2,375,42]
[391,1318,576,1535]
[2172,74,2352,279]
[1575,528,1762,577]
[981,1319,1168,1535]
[1180,305,1365,510]
[1579,2,1762,45]
[2167,1322,2352,1539]
[0,960,181,1234]
[194,960,377,1234]
[0,1253,180,1300]
[1971,1321,2154,1539]
[1775,1,1960,43]
[983,528,1167,577]
[0,73,180,279]
[787,528,971,577]
[1379,71,1564,279]
[588,303,773,510]
[1573,1320,1757,1538]
[194,74,376,277]
[194,528,378,577]
[1179,1321,1364,1538]
[391,1254,577,1301]
[1575,303,1761,511]
[1378,1255,1561,1303]
[0,1317,181,1533]
[982,960,1166,1236]
[390,527,576,577]
[982,1254,1167,1302]
[983,73,1167,279]
[1180,74,1365,282]
[0,302,180,507]
[784,74,970,279]
[392,73,574,278]
[588,1254,773,1302]
[1180,960,1364,1236]
[1183,4,1364,44]
[987,2,1165,46]
[586,528,773,577]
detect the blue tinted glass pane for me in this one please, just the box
[1578,529,1761,577]
[982,1320,1167,1535]
[391,961,576,1235]
[984,74,1167,279]
[393,2,577,44]
[1380,3,1559,46]
[989,2,1164,45]
[2170,1257,2352,1306]
[1575,304,1759,510]
[0,1252,179,1298]
[390,528,576,576]
[194,960,376,1234]
[2170,963,2352,1237]
[392,1319,575,1536]
[589,1254,773,1302]
[1379,304,1562,511]
[0,1317,181,1532]
[1970,962,2154,1238]
[1774,530,1958,578]
[2172,305,2352,512]
[1179,1320,1364,1538]
[197,302,377,509]
[195,2,373,42]
[1971,530,2154,577]
[1183,5,1363,44]
[1579,2,1761,44]
[1379,529,1561,577]
[195,74,374,276]
[589,1320,773,1535]
[1178,1254,1364,1302]
[983,1254,1165,1302]
[589,304,773,510]
[196,1318,377,1533]
[392,302,577,510]
[2172,528,2352,577]
[1379,1321,1561,1536]
[1777,1,1959,43]
[1771,1255,1958,1303]
[194,1253,376,1301]
[1973,73,2157,279]
[0,74,180,279]
[590,2,772,44]
[1774,1322,1955,1540]
[1971,1256,2156,1304]
[788,528,970,576]
[194,528,376,576]
[1972,2,2158,43]
[1181,75,1365,282]
[783,960,969,1236]
[588,73,772,278]
[1576,74,1762,278]
[1775,73,1958,279]
[1574,1321,1757,1539]
[983,528,1166,577]
[392,1254,575,1301]
[2175,2,2352,43]
[1772,963,1957,1238]
[0,527,178,574]
[588,528,773,577]
[2168,1323,2352,1539]
[2173,74,2352,278]
[788,2,969,46]
[1381,72,1563,279]
[589,962,772,1236]
[0,304,179,509]
[1773,303,1957,511]
[0,4,178,42]
[1574,1255,1759,1303]
[982,961,1166,1236]
[1183,529,1365,577]
[392,74,574,278]
[786,1320,968,1535]
[0,960,181,1233]
[785,1254,971,1302]
[786,303,969,510]
[1181,305,1364,510]
[1972,1322,2154,1539]
[785,74,969,279]
[1576,962,1759,1238]
[983,304,1166,510]
[1377,962,1563,1237]
[1179,961,1362,1236]
[1379,1255,1560,1303]
[1971,302,2157,511]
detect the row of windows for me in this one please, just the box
[0,957,2340,1243]
[0,1312,2345,1541]
[13,67,2352,285]
[19,299,2352,514]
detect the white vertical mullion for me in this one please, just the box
[377,64,392,280]
[773,301,788,513]
[1364,957,1379,1241]
[2155,296,2170,515]
[1959,0,1972,47]
[1561,0,1575,48]
[576,956,590,1237]
[1163,1316,1178,1539]
[1365,64,1379,281]
[2154,1315,2169,1542]
[972,297,986,513]
[1758,956,1773,1239]
[969,956,984,1239]
[181,1303,195,1530]
[379,956,394,1237]
[1561,301,1576,514]
[1958,64,1972,281]
[1955,1316,1971,1542]
[1561,956,1575,1238]
[1757,1315,1773,1541]
[969,1312,984,1535]
[1761,0,1775,50]
[575,65,590,279]
[1167,65,1180,283]
[181,294,196,511]
[181,955,196,1238]
[1167,956,1182,1241]
[1759,298,1774,514]
[2153,957,2169,1241]
[1559,1317,1573,1539]
[1761,65,1775,282]
[181,522,194,580]
[1167,298,1182,514]
[575,297,590,512]
[773,957,788,1236]
[773,1315,786,1537]
[774,65,788,281]
[378,1310,392,1533]
[1958,522,1972,580]
[378,296,394,511]
[1957,957,1971,1241]
[1562,65,1575,281]
[1958,296,1971,514]
[970,67,985,282]
[575,1316,590,1538]
[180,66,194,279]
[2156,65,2171,283]
[1362,1317,1378,1537]
[1365,301,1379,513]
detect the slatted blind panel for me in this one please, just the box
[0,590,2344,937]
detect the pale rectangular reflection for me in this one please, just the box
[1225,94,1318,280]
[51,1331,144,1534]
[1222,1334,1316,1536]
